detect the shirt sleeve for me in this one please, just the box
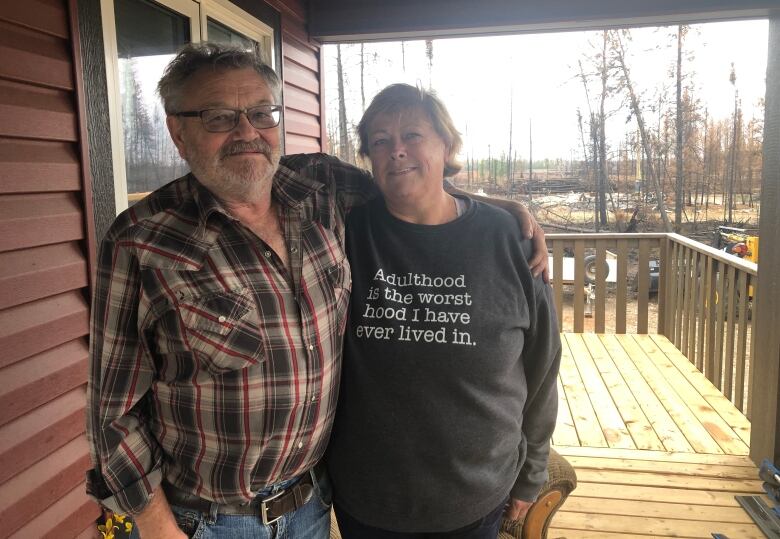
[510,280,562,502]
[86,234,164,515]
[322,155,378,212]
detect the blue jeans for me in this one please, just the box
[333,497,508,539]
[133,469,332,539]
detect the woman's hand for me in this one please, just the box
[504,497,533,521]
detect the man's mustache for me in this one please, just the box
[220,141,273,159]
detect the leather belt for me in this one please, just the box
[162,474,314,525]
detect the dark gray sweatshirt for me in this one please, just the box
[327,197,561,533]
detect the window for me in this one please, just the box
[101,0,276,211]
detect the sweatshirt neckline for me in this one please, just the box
[376,195,475,234]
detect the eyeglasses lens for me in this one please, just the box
[201,107,280,132]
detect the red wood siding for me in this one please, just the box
[0,0,99,537]
[266,0,325,154]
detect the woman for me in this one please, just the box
[326,84,562,538]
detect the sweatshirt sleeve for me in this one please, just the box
[86,235,164,515]
[510,280,562,501]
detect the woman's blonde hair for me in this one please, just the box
[357,84,463,177]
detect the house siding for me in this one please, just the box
[271,0,327,153]
[0,0,100,537]
[0,0,323,537]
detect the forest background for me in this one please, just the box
[323,21,769,236]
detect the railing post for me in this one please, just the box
[658,236,668,336]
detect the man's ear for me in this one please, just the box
[167,115,188,160]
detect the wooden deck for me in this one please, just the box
[549,333,766,538]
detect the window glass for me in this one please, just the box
[207,17,259,55]
[114,0,191,205]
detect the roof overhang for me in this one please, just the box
[307,0,779,42]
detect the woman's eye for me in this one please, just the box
[372,139,388,146]
[405,133,422,141]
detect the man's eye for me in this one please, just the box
[372,139,388,146]
[250,111,271,121]
[206,111,235,122]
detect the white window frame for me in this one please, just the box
[101,0,276,214]
[201,0,275,68]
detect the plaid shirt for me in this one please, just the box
[86,154,373,514]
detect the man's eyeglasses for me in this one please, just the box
[174,105,282,132]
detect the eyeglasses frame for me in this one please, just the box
[174,105,283,132]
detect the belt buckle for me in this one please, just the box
[260,489,285,526]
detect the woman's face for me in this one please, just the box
[366,106,448,205]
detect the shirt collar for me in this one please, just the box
[189,174,234,225]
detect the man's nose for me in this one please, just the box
[232,112,258,139]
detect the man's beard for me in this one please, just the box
[186,139,281,203]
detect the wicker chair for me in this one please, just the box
[329,449,577,539]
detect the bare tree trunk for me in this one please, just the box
[360,44,365,113]
[577,59,600,228]
[675,25,685,232]
[336,45,349,162]
[425,40,434,88]
[576,109,592,188]
[507,89,513,197]
[613,31,673,231]
[597,31,609,226]
[591,117,600,230]
[528,120,533,203]
[729,103,739,222]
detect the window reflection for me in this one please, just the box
[115,0,191,205]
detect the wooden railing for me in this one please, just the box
[546,232,758,417]
[546,233,665,334]
[661,233,758,416]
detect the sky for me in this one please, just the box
[323,20,769,161]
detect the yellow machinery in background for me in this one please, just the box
[715,226,758,313]
[716,226,759,264]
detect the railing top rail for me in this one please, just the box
[666,233,758,276]
[546,233,667,240]
[545,232,757,276]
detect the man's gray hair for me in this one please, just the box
[157,43,281,114]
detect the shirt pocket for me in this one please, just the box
[177,289,265,375]
[326,256,351,334]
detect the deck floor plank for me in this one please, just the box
[649,333,752,446]
[551,511,765,538]
[565,455,758,480]
[614,334,724,453]
[555,446,755,467]
[562,496,753,522]
[565,334,636,449]
[569,481,763,505]
[632,334,749,455]
[553,377,580,447]
[579,333,665,450]
[597,335,694,452]
[550,333,763,538]
[558,336,608,447]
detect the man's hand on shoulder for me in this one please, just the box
[446,183,549,281]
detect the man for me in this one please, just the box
[87,43,546,538]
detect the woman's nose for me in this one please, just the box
[390,141,407,159]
